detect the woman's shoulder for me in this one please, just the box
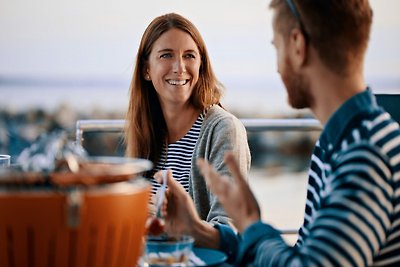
[205,105,238,121]
[204,105,244,129]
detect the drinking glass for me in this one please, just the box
[0,155,11,167]
[143,234,194,266]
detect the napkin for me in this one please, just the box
[138,250,206,266]
[188,251,206,266]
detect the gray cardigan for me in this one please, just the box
[189,105,251,224]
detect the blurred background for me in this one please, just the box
[1,0,399,232]
[1,0,399,114]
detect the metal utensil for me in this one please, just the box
[156,170,167,218]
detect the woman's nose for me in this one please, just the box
[172,58,185,74]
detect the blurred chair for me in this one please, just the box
[376,93,400,124]
[0,181,150,267]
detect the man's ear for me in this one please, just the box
[289,28,307,69]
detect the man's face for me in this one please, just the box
[271,10,312,109]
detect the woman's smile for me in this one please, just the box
[166,79,189,86]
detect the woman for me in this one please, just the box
[124,13,250,245]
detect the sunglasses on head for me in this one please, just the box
[285,0,309,41]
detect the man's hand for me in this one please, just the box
[197,152,261,232]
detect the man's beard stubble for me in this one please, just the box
[282,57,314,110]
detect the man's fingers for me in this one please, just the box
[164,169,186,194]
[197,158,231,197]
[154,170,175,189]
[153,170,164,184]
[196,158,210,183]
[197,158,219,186]
[224,152,246,185]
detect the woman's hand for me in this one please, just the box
[153,169,202,236]
[145,176,167,236]
[197,152,261,232]
[145,216,165,236]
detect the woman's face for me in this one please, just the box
[146,28,201,108]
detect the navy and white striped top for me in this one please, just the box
[220,89,400,266]
[150,113,204,196]
[294,90,400,266]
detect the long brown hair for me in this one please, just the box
[124,13,223,164]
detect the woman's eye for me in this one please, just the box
[184,54,196,59]
[160,53,172,58]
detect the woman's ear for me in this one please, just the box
[289,28,307,69]
[143,68,151,81]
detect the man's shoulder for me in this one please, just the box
[338,108,397,140]
[335,109,400,163]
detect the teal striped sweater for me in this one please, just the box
[218,89,400,266]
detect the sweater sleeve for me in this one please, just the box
[214,223,241,264]
[191,106,251,224]
[214,220,284,265]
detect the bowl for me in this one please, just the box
[0,156,153,267]
[143,235,194,266]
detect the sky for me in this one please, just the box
[0,0,399,115]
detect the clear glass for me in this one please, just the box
[0,155,10,167]
[143,235,194,267]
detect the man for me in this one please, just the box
[157,0,400,265]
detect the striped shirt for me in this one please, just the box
[150,113,204,196]
[230,89,400,266]
[295,91,400,266]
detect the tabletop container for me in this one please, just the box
[143,234,195,267]
[0,156,152,267]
